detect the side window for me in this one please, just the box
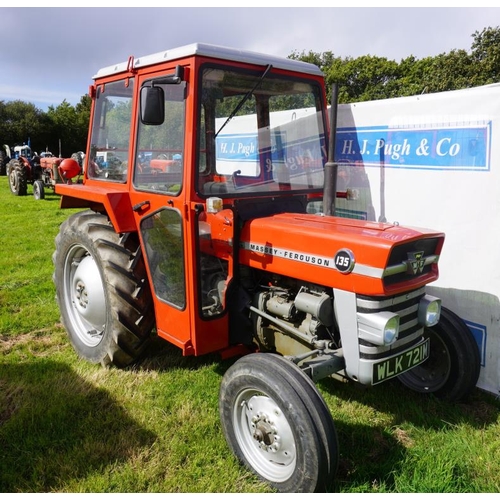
[134,81,186,195]
[141,208,185,308]
[88,79,134,182]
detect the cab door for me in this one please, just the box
[129,69,195,354]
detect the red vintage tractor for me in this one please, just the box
[52,43,480,492]
[7,148,81,199]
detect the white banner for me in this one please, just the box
[337,83,500,396]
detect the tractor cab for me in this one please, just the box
[57,43,331,356]
[13,144,32,160]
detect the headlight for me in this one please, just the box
[383,315,400,344]
[357,311,400,346]
[418,294,441,327]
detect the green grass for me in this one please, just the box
[1,175,500,493]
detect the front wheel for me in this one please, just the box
[398,306,480,401]
[33,180,45,200]
[219,353,338,492]
[53,210,155,367]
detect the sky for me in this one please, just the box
[1,3,500,111]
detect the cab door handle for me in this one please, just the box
[132,200,150,212]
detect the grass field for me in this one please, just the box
[1,175,500,493]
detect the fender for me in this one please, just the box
[56,183,137,233]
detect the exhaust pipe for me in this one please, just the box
[323,83,339,216]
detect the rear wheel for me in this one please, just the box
[398,306,480,401]
[0,150,8,175]
[8,159,28,196]
[33,180,45,200]
[53,210,155,367]
[219,352,338,492]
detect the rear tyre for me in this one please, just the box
[8,159,28,196]
[398,306,480,402]
[219,352,337,492]
[0,150,7,175]
[33,180,45,200]
[53,210,155,367]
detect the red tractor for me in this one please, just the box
[8,148,81,199]
[53,43,480,492]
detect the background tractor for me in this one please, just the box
[7,149,82,199]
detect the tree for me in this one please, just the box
[46,97,89,157]
[74,94,91,152]
[471,26,500,84]
[289,49,338,74]
[422,50,476,93]
[325,55,401,103]
[0,100,45,149]
[290,26,500,103]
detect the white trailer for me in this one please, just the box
[336,83,500,396]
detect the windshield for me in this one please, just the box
[197,66,327,196]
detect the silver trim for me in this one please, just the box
[356,287,426,310]
[399,317,420,334]
[359,329,424,356]
[352,262,384,278]
[241,241,385,278]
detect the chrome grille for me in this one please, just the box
[356,287,426,360]
[383,238,440,286]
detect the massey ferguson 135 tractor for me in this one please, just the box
[53,43,480,493]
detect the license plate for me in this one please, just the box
[373,338,430,384]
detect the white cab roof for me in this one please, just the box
[94,42,324,79]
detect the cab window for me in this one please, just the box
[88,79,134,182]
[134,81,187,195]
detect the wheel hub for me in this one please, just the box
[75,281,89,309]
[67,253,107,341]
[251,412,280,452]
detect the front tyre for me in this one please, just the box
[398,306,480,401]
[33,180,45,200]
[53,210,155,367]
[219,353,337,492]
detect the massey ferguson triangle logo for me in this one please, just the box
[405,251,425,275]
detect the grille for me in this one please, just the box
[356,287,426,360]
[383,237,440,287]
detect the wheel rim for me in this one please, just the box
[9,169,18,191]
[399,329,451,393]
[63,243,107,347]
[232,388,296,483]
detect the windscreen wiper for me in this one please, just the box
[215,64,273,138]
